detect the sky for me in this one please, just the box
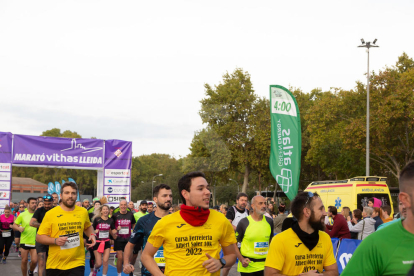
[1,1,413,158]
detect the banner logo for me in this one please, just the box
[105,186,129,194]
[0,182,10,190]
[114,149,123,158]
[0,163,11,171]
[61,139,103,153]
[0,173,10,181]
[105,178,129,186]
[339,253,352,269]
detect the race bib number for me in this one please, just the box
[60,233,80,250]
[119,227,129,235]
[254,242,269,255]
[25,244,35,247]
[99,230,109,239]
[2,231,11,238]
[154,250,165,267]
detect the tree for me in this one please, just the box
[199,68,257,192]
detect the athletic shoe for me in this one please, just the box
[18,252,21,258]
[2,257,6,264]
[92,269,98,276]
[28,270,34,276]
[113,255,117,266]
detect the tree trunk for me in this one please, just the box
[258,173,262,196]
[242,164,249,193]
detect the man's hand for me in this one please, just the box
[117,225,122,231]
[241,257,250,267]
[123,264,135,274]
[19,226,25,233]
[347,216,351,222]
[202,253,222,273]
[352,217,358,224]
[299,270,320,276]
[55,236,68,246]
[87,235,96,248]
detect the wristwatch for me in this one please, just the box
[219,258,226,268]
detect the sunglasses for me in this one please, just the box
[43,195,53,200]
[304,192,314,206]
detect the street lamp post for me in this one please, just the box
[265,184,274,198]
[229,178,239,193]
[152,174,163,198]
[358,38,379,176]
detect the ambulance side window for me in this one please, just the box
[357,194,391,211]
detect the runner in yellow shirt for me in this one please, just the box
[265,191,338,276]
[37,181,96,276]
[141,171,237,276]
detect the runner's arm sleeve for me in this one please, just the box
[264,234,285,271]
[129,220,145,245]
[110,219,115,230]
[266,217,274,242]
[92,218,97,229]
[225,208,235,221]
[235,218,248,243]
[147,220,165,248]
[220,218,237,247]
[341,237,380,276]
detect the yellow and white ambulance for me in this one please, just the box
[304,176,394,215]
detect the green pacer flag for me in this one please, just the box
[269,85,301,201]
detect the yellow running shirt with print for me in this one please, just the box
[148,209,236,276]
[265,228,336,275]
[37,205,92,270]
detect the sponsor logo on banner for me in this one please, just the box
[61,139,103,154]
[105,186,129,194]
[106,195,127,202]
[105,169,130,177]
[0,163,11,171]
[0,191,10,199]
[105,178,129,186]
[0,182,10,190]
[0,200,10,209]
[0,172,10,181]
[114,149,123,157]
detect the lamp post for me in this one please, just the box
[229,178,239,193]
[152,174,163,198]
[358,38,379,176]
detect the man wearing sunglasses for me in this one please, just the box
[30,194,54,276]
[265,192,338,276]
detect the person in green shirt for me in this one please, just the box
[235,195,273,276]
[12,197,38,276]
[342,162,414,276]
[134,200,149,221]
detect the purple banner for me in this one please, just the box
[0,132,12,214]
[104,140,132,169]
[13,135,105,168]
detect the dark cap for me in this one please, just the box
[43,194,54,202]
[147,202,153,206]
[140,200,148,205]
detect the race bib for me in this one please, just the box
[2,231,12,238]
[99,230,109,239]
[119,227,129,235]
[25,244,35,247]
[154,250,165,267]
[254,242,269,255]
[60,233,81,250]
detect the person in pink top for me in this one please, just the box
[368,197,383,208]
[0,205,15,264]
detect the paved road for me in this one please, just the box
[2,251,240,276]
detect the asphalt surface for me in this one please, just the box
[1,251,240,276]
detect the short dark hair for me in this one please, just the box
[237,192,248,200]
[290,191,320,221]
[52,193,58,196]
[27,197,37,204]
[178,171,207,204]
[61,181,78,193]
[368,198,375,204]
[110,206,115,210]
[353,209,362,220]
[153,184,171,197]
[381,205,391,215]
[399,161,414,193]
[278,205,286,213]
[329,206,337,215]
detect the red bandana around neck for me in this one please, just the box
[179,204,210,226]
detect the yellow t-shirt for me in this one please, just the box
[148,209,236,276]
[265,228,336,275]
[37,205,92,270]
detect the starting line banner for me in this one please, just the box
[0,132,132,215]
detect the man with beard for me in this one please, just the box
[147,202,154,213]
[12,197,38,276]
[325,206,351,239]
[141,171,236,276]
[30,194,54,276]
[123,184,173,276]
[265,192,338,276]
[235,196,273,276]
[113,199,136,276]
[342,162,414,276]
[134,201,149,222]
[36,182,96,276]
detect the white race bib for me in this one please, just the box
[2,231,12,238]
[99,231,109,239]
[119,227,129,235]
[254,242,269,255]
[154,250,165,267]
[60,233,81,250]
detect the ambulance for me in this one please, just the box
[304,176,394,216]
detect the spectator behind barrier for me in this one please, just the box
[349,209,362,239]
[346,207,376,240]
[325,206,351,239]
[372,207,384,230]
